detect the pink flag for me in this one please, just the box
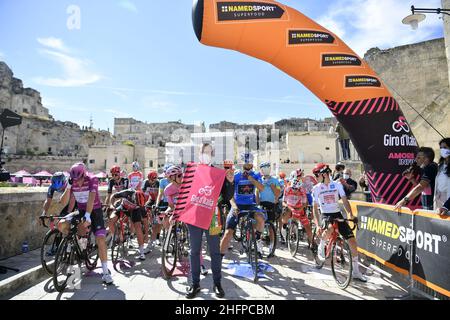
[175,162,226,230]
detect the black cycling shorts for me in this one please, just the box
[78,208,105,235]
[260,202,276,223]
[321,212,354,240]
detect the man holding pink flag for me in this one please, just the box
[182,143,234,299]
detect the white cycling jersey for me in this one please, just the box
[312,181,346,214]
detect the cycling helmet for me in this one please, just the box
[51,172,67,191]
[166,165,183,177]
[290,169,304,180]
[223,160,234,169]
[120,169,127,178]
[132,161,140,171]
[313,163,331,176]
[163,163,173,173]
[147,170,158,180]
[259,161,271,169]
[279,172,286,179]
[110,165,121,175]
[70,162,87,181]
[239,152,254,164]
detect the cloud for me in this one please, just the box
[34,38,102,87]
[118,0,138,13]
[142,95,177,112]
[37,37,70,53]
[316,0,443,56]
[0,51,4,60]
[257,116,280,125]
[111,90,128,100]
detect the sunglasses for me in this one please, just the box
[113,174,120,177]
[170,174,183,179]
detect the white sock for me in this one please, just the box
[352,257,359,272]
[139,246,144,255]
[102,262,109,275]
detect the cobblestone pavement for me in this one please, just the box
[7,237,408,300]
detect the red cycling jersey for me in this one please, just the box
[283,186,308,209]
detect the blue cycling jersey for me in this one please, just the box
[159,178,170,202]
[234,171,262,205]
[259,176,280,203]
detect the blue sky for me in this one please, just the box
[0,0,444,131]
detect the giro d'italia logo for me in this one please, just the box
[392,116,410,133]
[217,2,285,21]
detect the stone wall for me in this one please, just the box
[3,155,83,173]
[364,38,450,149]
[0,187,108,260]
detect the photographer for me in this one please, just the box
[394,147,438,210]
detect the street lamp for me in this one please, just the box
[402,5,450,30]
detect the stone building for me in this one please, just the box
[364,38,450,149]
[0,61,114,173]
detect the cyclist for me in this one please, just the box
[276,171,287,243]
[256,161,280,257]
[105,165,129,207]
[282,175,313,245]
[311,163,367,282]
[154,163,172,245]
[110,187,148,260]
[128,161,143,191]
[67,162,113,284]
[143,170,160,254]
[164,165,183,216]
[41,172,71,220]
[106,166,130,244]
[220,152,266,257]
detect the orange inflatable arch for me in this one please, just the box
[192,0,420,206]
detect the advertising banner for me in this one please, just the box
[352,201,450,297]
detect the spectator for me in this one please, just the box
[336,123,351,160]
[332,162,345,181]
[434,138,450,210]
[359,171,373,202]
[394,147,438,210]
[340,169,357,199]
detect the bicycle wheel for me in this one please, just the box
[312,227,325,269]
[40,229,62,275]
[111,223,127,265]
[245,222,259,283]
[287,221,299,257]
[178,223,190,261]
[161,224,177,279]
[53,237,81,292]
[261,222,277,258]
[331,238,353,289]
[85,232,99,271]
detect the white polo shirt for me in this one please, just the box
[312,181,346,214]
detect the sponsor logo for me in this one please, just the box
[322,54,361,67]
[360,215,443,255]
[198,185,215,196]
[388,152,415,166]
[288,30,335,45]
[345,75,381,88]
[191,185,216,209]
[217,2,284,21]
[383,134,418,147]
[392,116,410,133]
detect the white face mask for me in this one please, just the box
[441,148,450,159]
[343,174,350,180]
[199,153,212,164]
[261,167,271,176]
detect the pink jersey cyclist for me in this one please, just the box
[71,174,102,211]
[128,171,144,191]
